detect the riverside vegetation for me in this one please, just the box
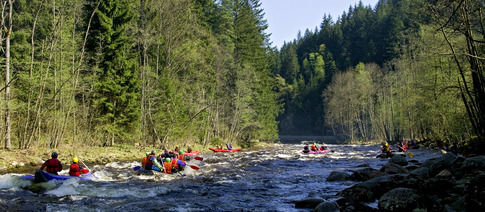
[1,1,484,160]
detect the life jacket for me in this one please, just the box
[69,163,82,176]
[42,158,62,174]
[163,162,172,174]
[172,158,179,169]
[145,154,156,167]
[311,145,317,151]
[141,156,148,168]
[178,154,185,162]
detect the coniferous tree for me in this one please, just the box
[89,0,140,145]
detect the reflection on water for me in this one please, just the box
[0,144,442,211]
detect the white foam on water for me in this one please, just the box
[45,178,82,196]
[0,174,32,189]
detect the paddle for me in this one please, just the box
[407,152,414,158]
[188,165,200,170]
[80,159,98,179]
[133,166,141,171]
[194,156,203,161]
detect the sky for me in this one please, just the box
[261,0,380,48]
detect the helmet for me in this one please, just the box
[165,158,171,162]
[385,143,389,147]
[72,157,79,163]
[146,152,150,156]
[179,150,184,154]
[151,150,156,155]
[188,145,191,147]
[52,152,58,158]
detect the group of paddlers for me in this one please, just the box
[141,145,192,174]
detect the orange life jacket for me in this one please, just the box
[172,158,179,169]
[178,154,185,162]
[69,163,82,176]
[311,145,317,151]
[163,161,172,174]
[141,156,148,168]
[145,154,156,167]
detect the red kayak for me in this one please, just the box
[183,151,200,156]
[209,147,242,152]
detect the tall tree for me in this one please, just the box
[1,0,13,150]
[90,0,140,145]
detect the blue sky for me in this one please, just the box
[261,0,380,48]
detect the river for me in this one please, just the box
[0,143,443,211]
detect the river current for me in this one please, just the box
[0,144,442,211]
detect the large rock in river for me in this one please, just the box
[378,188,426,211]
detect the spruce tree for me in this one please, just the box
[90,0,140,145]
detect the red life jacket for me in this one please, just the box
[42,158,62,175]
[311,145,317,151]
[141,156,147,168]
[163,162,172,174]
[69,163,82,176]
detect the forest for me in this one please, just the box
[1,0,484,151]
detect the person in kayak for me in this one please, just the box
[40,152,63,175]
[187,145,193,153]
[226,143,233,150]
[303,144,309,152]
[310,143,318,151]
[381,142,393,157]
[163,158,173,174]
[178,150,186,163]
[141,152,150,168]
[69,157,88,176]
[176,150,186,171]
[320,143,329,151]
[145,150,164,172]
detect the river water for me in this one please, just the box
[0,144,442,211]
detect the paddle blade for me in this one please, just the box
[407,152,414,158]
[189,165,200,170]
[133,166,141,171]
[194,156,203,161]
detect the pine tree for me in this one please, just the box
[90,0,140,145]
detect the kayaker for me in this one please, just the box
[69,157,88,176]
[320,143,329,151]
[397,142,406,152]
[303,144,309,151]
[174,145,180,153]
[177,150,186,171]
[226,143,233,150]
[141,152,150,168]
[381,143,393,156]
[40,152,63,175]
[310,143,318,151]
[187,145,193,153]
[163,158,173,174]
[145,150,164,172]
[178,150,185,163]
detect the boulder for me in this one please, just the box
[348,168,387,182]
[429,153,457,176]
[410,167,429,179]
[340,202,378,212]
[378,188,427,211]
[389,154,408,166]
[379,162,409,174]
[295,198,325,209]
[327,171,350,181]
[313,201,339,212]
[336,184,374,202]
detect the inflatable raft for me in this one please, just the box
[21,169,93,183]
[301,149,331,154]
[209,147,242,152]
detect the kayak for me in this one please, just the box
[209,147,242,152]
[21,169,92,183]
[183,151,200,156]
[302,149,330,154]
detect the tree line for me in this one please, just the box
[274,0,485,147]
[1,0,282,150]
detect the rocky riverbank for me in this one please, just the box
[296,152,485,211]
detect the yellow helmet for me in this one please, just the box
[72,157,79,163]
